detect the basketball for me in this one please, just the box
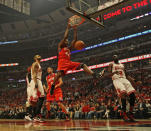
[74,40,85,50]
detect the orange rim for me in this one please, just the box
[69,15,85,27]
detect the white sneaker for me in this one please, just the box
[33,117,44,123]
[25,115,33,121]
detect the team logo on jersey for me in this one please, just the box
[115,65,124,70]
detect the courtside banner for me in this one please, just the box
[40,56,57,62]
[0,63,19,67]
[67,54,151,74]
[1,54,150,68]
[40,29,151,62]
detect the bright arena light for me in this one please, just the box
[66,53,151,74]
[41,29,151,62]
[0,63,19,67]
[1,30,151,67]
[0,41,18,45]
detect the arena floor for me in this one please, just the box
[0,119,151,131]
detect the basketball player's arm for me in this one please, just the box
[127,75,137,86]
[55,77,63,89]
[58,24,71,51]
[43,84,47,93]
[69,26,77,50]
[43,85,49,94]
[32,62,39,85]
[43,77,49,93]
[125,69,134,81]
[125,68,139,87]
[26,73,30,86]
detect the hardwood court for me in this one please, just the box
[0,119,151,131]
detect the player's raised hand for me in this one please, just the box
[136,81,142,86]
[67,20,72,28]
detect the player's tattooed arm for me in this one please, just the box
[55,77,63,89]
[32,62,39,86]
[44,77,49,93]
[58,23,71,51]
[124,65,135,81]
[124,67,137,86]
[69,26,77,50]
[128,75,142,87]
[108,63,112,73]
[26,73,30,86]
[63,23,71,40]
[43,84,48,93]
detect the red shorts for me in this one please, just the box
[46,88,63,102]
[57,59,81,74]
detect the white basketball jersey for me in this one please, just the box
[31,63,42,80]
[112,62,126,80]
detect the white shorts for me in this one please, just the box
[113,78,135,97]
[27,79,45,102]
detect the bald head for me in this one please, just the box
[113,55,119,64]
[47,67,53,74]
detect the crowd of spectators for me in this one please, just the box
[0,87,26,108]
[0,66,150,120]
[0,87,26,119]
[0,18,150,120]
[46,82,151,120]
[0,36,150,83]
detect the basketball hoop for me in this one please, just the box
[69,15,85,27]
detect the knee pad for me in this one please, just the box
[35,97,45,116]
[26,106,32,115]
[37,97,44,107]
[129,92,136,100]
[129,93,136,106]
[39,97,44,103]
[121,98,126,111]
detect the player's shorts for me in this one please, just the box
[46,88,63,102]
[57,59,81,74]
[113,78,135,97]
[28,79,45,102]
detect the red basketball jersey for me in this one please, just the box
[58,47,70,61]
[46,73,59,89]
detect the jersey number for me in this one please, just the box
[119,71,123,76]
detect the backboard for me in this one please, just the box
[66,0,132,28]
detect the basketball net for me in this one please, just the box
[69,15,85,27]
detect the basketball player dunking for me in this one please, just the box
[30,55,45,122]
[108,55,136,122]
[50,22,100,95]
[44,67,69,119]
